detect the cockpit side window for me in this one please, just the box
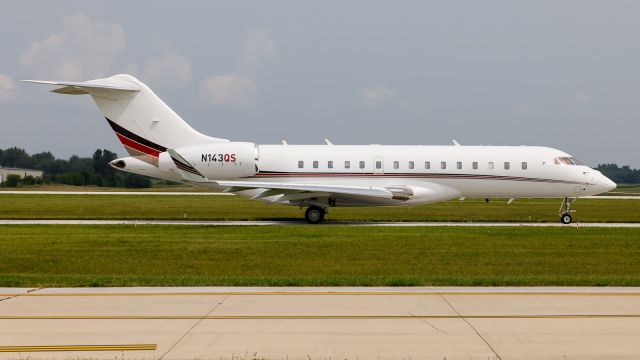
[554,157,584,166]
[569,157,584,165]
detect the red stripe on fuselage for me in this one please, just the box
[115,133,161,158]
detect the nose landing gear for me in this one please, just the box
[559,197,576,224]
[305,206,326,224]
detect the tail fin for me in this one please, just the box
[24,74,227,164]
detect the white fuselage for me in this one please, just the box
[119,144,616,207]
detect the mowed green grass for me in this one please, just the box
[1,194,640,222]
[0,225,638,287]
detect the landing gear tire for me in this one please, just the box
[305,206,325,224]
[559,197,576,225]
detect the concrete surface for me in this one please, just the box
[1,219,639,227]
[1,287,640,359]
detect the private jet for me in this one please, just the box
[25,75,616,223]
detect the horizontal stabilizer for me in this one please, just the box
[22,79,140,95]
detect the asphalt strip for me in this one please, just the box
[0,219,639,227]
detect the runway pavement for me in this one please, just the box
[1,219,639,227]
[1,287,640,359]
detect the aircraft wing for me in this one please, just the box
[214,180,413,203]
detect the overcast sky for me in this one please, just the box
[1,1,639,167]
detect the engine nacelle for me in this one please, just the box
[174,142,258,179]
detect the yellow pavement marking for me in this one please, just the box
[2,291,640,297]
[0,344,156,352]
[1,314,639,320]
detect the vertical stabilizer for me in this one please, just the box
[24,74,228,165]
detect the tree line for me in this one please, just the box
[595,164,640,185]
[0,147,151,188]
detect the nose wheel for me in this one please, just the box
[560,213,572,224]
[305,206,326,224]
[559,197,576,224]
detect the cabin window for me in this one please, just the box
[425,161,431,169]
[521,162,527,170]
[409,161,414,169]
[393,161,399,169]
[457,161,462,170]
[359,161,365,169]
[313,160,318,169]
[328,161,333,169]
[504,162,510,170]
[441,161,446,169]
[375,161,382,169]
[298,161,304,169]
[472,162,478,170]
[488,162,494,170]
[345,161,351,169]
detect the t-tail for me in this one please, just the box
[23,74,228,165]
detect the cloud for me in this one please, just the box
[202,28,276,107]
[0,74,16,103]
[572,93,591,104]
[202,75,257,107]
[140,43,191,88]
[20,14,125,81]
[361,87,397,108]
[512,105,530,114]
[238,28,277,73]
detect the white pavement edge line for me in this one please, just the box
[5,286,640,295]
[1,220,640,227]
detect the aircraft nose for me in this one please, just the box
[594,173,616,193]
[603,175,617,192]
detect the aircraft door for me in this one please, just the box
[373,156,384,174]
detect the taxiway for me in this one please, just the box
[1,287,639,359]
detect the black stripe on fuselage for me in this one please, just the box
[105,117,167,153]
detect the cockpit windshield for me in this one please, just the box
[554,157,584,166]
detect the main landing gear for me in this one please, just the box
[559,197,576,224]
[305,206,326,224]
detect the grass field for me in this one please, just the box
[1,194,639,222]
[0,225,639,287]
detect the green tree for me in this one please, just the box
[597,164,640,184]
[0,147,33,168]
[93,149,119,186]
[3,174,22,187]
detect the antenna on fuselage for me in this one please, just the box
[324,139,333,145]
[452,139,460,146]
